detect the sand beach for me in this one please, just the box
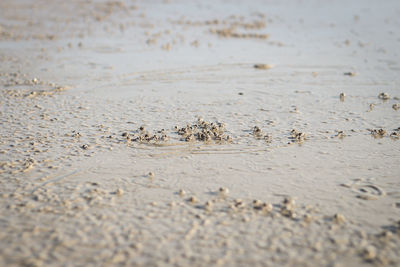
[0,0,399,266]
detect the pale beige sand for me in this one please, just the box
[1,0,400,266]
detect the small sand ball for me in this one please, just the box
[283,197,295,210]
[392,104,400,111]
[363,245,377,261]
[281,208,296,219]
[304,214,313,223]
[369,103,375,111]
[204,201,213,211]
[148,172,154,178]
[283,197,295,206]
[379,230,392,240]
[242,216,250,222]
[336,130,345,138]
[115,188,124,196]
[333,213,346,224]
[253,199,263,208]
[178,189,186,197]
[234,199,245,208]
[188,196,198,203]
[261,202,273,212]
[339,93,346,101]
[219,187,229,196]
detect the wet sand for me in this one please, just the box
[1,0,400,266]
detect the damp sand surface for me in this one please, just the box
[1,0,400,266]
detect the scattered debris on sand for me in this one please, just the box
[176,118,231,143]
[252,126,272,142]
[370,129,386,138]
[289,129,306,143]
[121,127,169,144]
[210,29,269,40]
